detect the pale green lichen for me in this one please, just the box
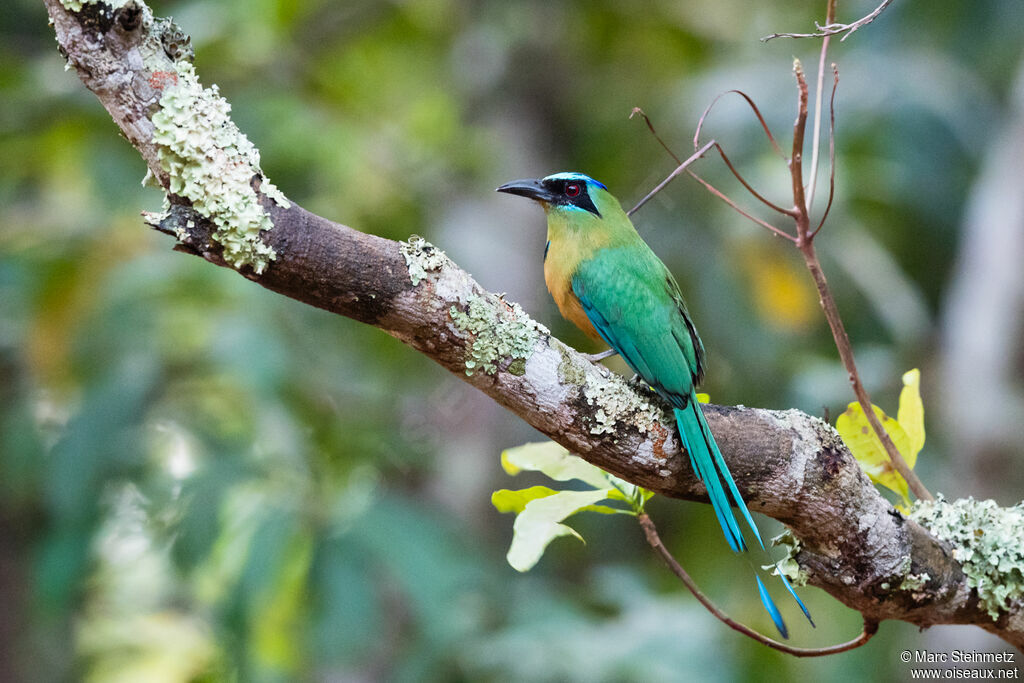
[909,495,1024,620]
[900,572,931,592]
[581,374,665,436]
[556,343,588,386]
[399,235,449,286]
[60,0,129,10]
[772,529,810,587]
[449,294,544,376]
[151,61,289,274]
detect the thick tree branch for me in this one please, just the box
[45,0,1024,649]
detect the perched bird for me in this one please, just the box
[497,172,812,637]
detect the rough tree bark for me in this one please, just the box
[44,0,1024,650]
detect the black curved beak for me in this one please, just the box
[496,178,556,203]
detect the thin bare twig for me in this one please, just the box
[694,91,800,218]
[627,140,716,216]
[639,513,879,657]
[806,0,837,211]
[636,106,793,218]
[634,104,794,236]
[712,141,795,216]
[811,65,840,238]
[631,108,682,165]
[687,170,796,241]
[761,0,896,42]
[784,4,932,500]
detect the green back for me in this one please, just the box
[571,243,705,406]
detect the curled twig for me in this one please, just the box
[711,141,794,217]
[627,110,794,238]
[638,513,879,657]
[685,170,795,241]
[693,92,798,220]
[695,89,786,160]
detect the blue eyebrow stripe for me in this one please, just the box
[543,172,608,191]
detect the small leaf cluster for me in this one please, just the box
[491,442,653,572]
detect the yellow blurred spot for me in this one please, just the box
[739,244,816,332]
[27,219,149,387]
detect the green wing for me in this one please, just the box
[572,245,704,407]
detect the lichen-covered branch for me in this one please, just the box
[44,0,1024,650]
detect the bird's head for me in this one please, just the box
[496,172,615,220]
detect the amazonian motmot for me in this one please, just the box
[497,172,812,637]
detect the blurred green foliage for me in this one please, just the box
[2,0,1023,680]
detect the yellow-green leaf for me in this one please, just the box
[898,369,925,458]
[578,503,629,515]
[492,487,622,516]
[605,488,629,502]
[836,403,914,504]
[491,486,559,514]
[500,442,610,489]
[506,489,614,572]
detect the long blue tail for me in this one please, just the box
[674,401,761,552]
[674,401,813,637]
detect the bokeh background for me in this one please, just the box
[3,0,1024,680]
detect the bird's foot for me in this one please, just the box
[625,374,653,391]
[582,348,618,363]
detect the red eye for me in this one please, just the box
[565,183,582,198]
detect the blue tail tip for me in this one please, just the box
[777,566,816,628]
[756,575,789,639]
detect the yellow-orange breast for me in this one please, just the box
[543,241,603,341]
[545,269,601,340]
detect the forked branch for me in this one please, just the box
[788,56,933,502]
[761,0,896,42]
[629,7,932,501]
